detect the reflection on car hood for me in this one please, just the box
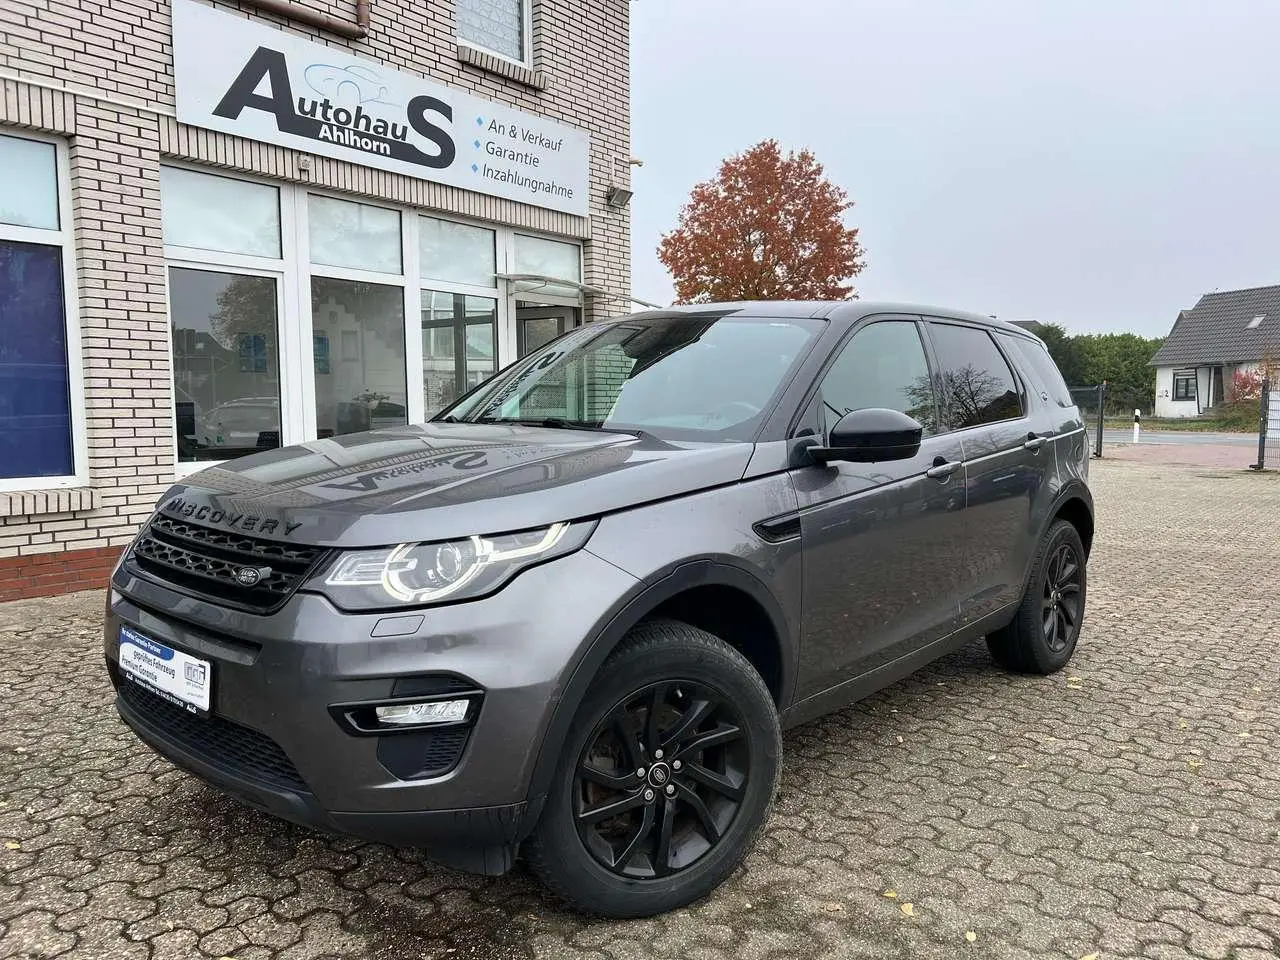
[159,423,755,547]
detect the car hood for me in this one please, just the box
[158,423,755,547]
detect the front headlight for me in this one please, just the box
[310,521,596,611]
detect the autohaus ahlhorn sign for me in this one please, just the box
[171,0,591,217]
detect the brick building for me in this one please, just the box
[0,0,632,599]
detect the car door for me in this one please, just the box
[998,332,1093,481]
[925,320,1051,628]
[791,317,968,700]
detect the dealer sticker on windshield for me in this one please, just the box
[118,625,211,714]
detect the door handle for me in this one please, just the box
[926,459,959,480]
[1023,434,1047,451]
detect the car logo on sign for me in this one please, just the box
[235,566,271,587]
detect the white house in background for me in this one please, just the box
[1149,285,1280,417]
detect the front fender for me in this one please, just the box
[518,556,796,835]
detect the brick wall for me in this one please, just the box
[0,0,631,599]
[0,545,121,602]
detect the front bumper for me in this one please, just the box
[104,548,637,873]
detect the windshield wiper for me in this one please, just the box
[475,416,646,437]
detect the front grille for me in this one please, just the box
[119,678,309,793]
[128,514,329,613]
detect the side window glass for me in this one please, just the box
[928,323,1024,430]
[1001,335,1074,408]
[817,320,938,437]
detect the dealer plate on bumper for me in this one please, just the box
[119,625,212,715]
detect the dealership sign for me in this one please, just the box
[171,0,591,216]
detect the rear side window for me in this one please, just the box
[1001,335,1075,408]
[927,322,1023,431]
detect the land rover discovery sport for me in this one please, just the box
[105,301,1093,918]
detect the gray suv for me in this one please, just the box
[104,302,1093,918]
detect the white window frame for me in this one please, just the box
[507,232,585,357]
[159,164,584,477]
[1172,369,1197,402]
[456,0,533,69]
[510,231,586,306]
[161,162,304,478]
[299,188,416,433]
[417,210,506,414]
[0,132,87,493]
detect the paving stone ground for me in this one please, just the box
[1,458,1278,960]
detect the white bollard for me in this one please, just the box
[1132,408,1141,444]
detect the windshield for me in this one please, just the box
[438,314,822,441]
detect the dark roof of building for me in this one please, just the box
[1150,284,1280,366]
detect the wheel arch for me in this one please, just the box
[1047,483,1095,556]
[520,559,794,831]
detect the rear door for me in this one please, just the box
[998,333,1092,480]
[925,320,1051,628]
[791,317,968,699]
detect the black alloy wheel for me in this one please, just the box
[986,518,1088,674]
[525,620,781,918]
[1042,541,1083,653]
[573,681,748,878]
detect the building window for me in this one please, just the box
[422,292,498,415]
[1173,371,1196,401]
[457,0,530,65]
[160,166,281,259]
[311,277,408,437]
[159,165,584,469]
[161,167,286,464]
[419,216,500,417]
[514,234,582,299]
[307,195,408,438]
[0,132,84,491]
[421,216,496,287]
[308,195,402,275]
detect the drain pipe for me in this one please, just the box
[238,0,370,40]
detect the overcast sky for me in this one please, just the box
[629,0,1280,336]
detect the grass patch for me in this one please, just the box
[1103,401,1261,433]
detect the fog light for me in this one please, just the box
[375,699,469,726]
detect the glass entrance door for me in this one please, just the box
[517,303,580,357]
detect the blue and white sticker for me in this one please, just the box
[119,625,211,713]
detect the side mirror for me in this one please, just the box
[810,408,923,464]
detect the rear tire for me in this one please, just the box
[525,620,781,918]
[987,520,1087,674]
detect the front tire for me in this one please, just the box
[525,620,781,918]
[987,519,1087,674]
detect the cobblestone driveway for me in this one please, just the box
[2,459,1279,960]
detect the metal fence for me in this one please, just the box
[1069,384,1106,458]
[1254,379,1278,471]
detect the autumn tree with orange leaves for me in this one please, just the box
[658,139,865,304]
